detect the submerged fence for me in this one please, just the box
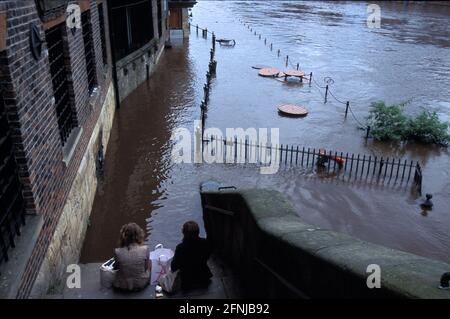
[201,135,423,193]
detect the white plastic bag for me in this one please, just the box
[150,244,175,285]
[99,258,118,289]
[158,270,180,293]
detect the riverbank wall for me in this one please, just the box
[200,183,450,298]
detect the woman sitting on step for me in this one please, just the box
[113,223,151,291]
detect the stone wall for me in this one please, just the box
[200,183,450,299]
[30,83,116,298]
[116,40,165,102]
[115,0,168,102]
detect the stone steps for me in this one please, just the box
[58,256,242,299]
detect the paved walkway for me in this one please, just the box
[59,255,243,299]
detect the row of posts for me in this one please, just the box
[194,23,210,39]
[200,32,218,137]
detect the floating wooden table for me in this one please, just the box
[282,69,306,82]
[278,104,308,117]
[258,67,281,77]
[284,70,306,77]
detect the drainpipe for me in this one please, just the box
[106,0,121,109]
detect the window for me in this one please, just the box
[97,3,108,65]
[157,0,163,38]
[110,0,155,60]
[36,0,68,18]
[0,92,26,265]
[45,23,78,145]
[81,10,98,94]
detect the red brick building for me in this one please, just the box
[0,0,168,299]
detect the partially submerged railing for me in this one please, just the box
[202,135,423,193]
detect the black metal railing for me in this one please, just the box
[82,10,98,94]
[45,23,78,145]
[201,135,423,192]
[0,92,26,265]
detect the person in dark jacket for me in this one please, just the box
[171,221,212,291]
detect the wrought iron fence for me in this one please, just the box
[201,135,423,193]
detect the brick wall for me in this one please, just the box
[0,0,115,298]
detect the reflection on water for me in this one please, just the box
[81,1,450,264]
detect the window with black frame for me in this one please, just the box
[82,10,98,95]
[110,0,155,61]
[0,90,26,265]
[45,23,78,146]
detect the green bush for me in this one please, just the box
[366,101,449,145]
[407,111,450,145]
[367,101,408,141]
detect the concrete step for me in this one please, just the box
[61,257,242,299]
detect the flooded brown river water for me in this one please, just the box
[81,1,450,264]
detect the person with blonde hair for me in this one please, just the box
[113,223,151,291]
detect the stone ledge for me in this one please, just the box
[0,214,43,299]
[200,186,450,299]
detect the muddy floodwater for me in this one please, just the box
[81,1,450,264]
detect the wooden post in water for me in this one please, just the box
[212,33,216,50]
[309,72,312,87]
[345,101,349,118]
[325,85,329,103]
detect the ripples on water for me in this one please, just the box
[81,1,450,264]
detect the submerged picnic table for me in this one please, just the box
[282,69,306,82]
